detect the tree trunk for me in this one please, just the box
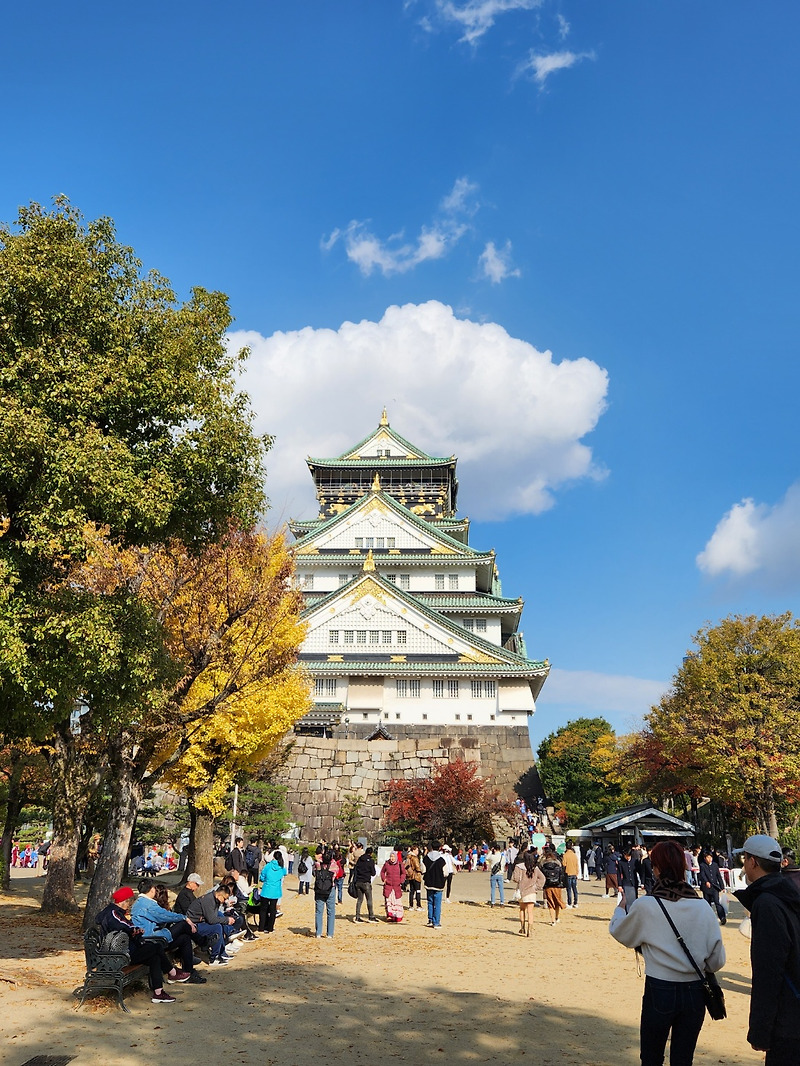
[185,801,214,888]
[1,760,26,891]
[82,741,144,930]
[41,725,106,915]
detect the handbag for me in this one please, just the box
[653,897,727,1020]
[347,869,359,899]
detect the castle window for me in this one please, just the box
[399,574,410,589]
[382,630,392,643]
[344,631,354,644]
[365,537,374,548]
[362,713,369,719]
[338,573,349,586]
[355,538,363,548]
[395,713,401,720]
[369,630,380,644]
[467,714,473,721]
[376,538,384,549]
[485,681,496,698]
[385,573,397,583]
[387,537,396,548]
[356,630,367,644]
[455,714,461,721]
[448,680,459,699]
[397,631,407,644]
[422,713,428,721]
[409,680,420,698]
[476,619,486,632]
[462,618,474,631]
[433,680,444,699]
[303,574,314,589]
[314,679,336,697]
[471,680,483,699]
[396,679,408,698]
[435,574,445,590]
[330,631,339,644]
[448,574,459,590]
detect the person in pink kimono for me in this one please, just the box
[380,851,406,922]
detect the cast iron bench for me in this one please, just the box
[73,926,149,1012]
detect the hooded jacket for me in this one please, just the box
[423,850,446,890]
[735,873,800,1049]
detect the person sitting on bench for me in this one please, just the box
[131,881,206,983]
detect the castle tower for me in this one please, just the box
[289,414,549,735]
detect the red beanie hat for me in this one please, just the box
[112,886,135,904]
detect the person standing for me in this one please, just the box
[512,852,546,936]
[404,845,423,911]
[734,834,800,1066]
[605,844,621,898]
[353,846,379,923]
[258,849,287,933]
[380,850,405,922]
[563,841,580,908]
[618,846,640,911]
[780,847,800,891]
[698,852,726,924]
[442,844,457,903]
[244,839,262,886]
[423,841,446,929]
[296,847,313,895]
[313,850,336,938]
[609,839,725,1066]
[487,844,506,907]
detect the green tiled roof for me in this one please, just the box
[295,551,494,566]
[305,658,549,679]
[301,570,539,671]
[292,488,490,559]
[308,456,455,468]
[415,593,522,611]
[329,423,442,462]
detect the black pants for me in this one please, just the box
[165,923,194,970]
[130,938,172,991]
[765,1040,800,1066]
[445,873,454,899]
[701,888,725,922]
[640,976,705,1066]
[408,880,421,908]
[258,897,278,932]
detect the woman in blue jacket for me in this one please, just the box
[258,849,287,932]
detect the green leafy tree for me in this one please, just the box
[637,614,800,837]
[219,777,293,845]
[0,198,268,912]
[338,794,366,841]
[536,717,621,827]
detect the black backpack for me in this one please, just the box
[314,867,335,899]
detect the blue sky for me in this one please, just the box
[3,3,799,751]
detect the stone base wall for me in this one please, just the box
[277,723,533,838]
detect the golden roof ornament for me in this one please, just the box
[363,549,376,572]
[371,472,381,492]
[379,407,389,426]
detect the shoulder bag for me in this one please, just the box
[653,896,726,1020]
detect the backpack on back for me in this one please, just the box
[314,867,334,899]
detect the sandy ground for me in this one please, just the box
[0,868,765,1066]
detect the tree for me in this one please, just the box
[385,759,514,842]
[0,198,268,911]
[338,795,366,841]
[219,776,293,845]
[0,740,51,888]
[634,614,800,837]
[536,717,621,827]
[83,527,310,916]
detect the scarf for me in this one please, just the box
[652,876,700,902]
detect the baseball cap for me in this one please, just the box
[733,835,782,863]
[112,886,135,903]
[186,872,204,885]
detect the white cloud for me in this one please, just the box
[543,669,668,717]
[323,177,478,277]
[479,240,521,283]
[434,0,542,45]
[518,49,595,87]
[231,300,609,521]
[556,13,569,39]
[697,483,800,582]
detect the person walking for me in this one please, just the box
[404,845,423,911]
[313,850,336,938]
[442,844,457,903]
[618,846,640,911]
[512,851,546,936]
[609,839,725,1066]
[563,841,580,908]
[380,850,405,922]
[540,844,565,925]
[258,849,287,932]
[734,834,800,1066]
[353,846,379,923]
[423,841,447,929]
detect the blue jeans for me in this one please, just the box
[315,887,336,937]
[193,921,225,959]
[640,976,705,1066]
[490,873,505,904]
[566,875,578,905]
[427,888,442,927]
[336,877,343,903]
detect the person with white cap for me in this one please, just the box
[734,834,800,1066]
[174,872,204,916]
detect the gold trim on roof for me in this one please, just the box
[372,473,381,492]
[363,549,376,572]
[380,408,389,426]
